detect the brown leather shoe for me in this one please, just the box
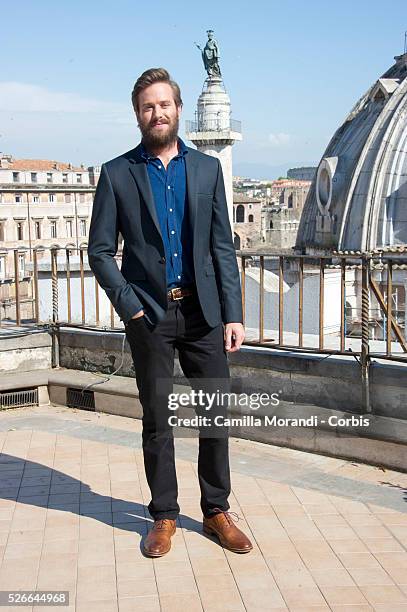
[143,519,177,557]
[203,508,253,553]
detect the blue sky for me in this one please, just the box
[1,0,405,178]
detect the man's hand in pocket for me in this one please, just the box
[131,310,145,319]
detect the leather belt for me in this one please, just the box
[167,286,195,301]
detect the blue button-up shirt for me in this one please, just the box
[141,137,195,290]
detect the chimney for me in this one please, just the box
[0,153,12,169]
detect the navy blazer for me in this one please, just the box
[87,143,243,328]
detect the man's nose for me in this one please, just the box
[152,105,164,119]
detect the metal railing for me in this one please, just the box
[1,247,407,351]
[2,246,407,411]
[185,118,242,134]
[239,252,407,350]
[1,247,407,354]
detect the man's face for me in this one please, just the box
[136,82,181,150]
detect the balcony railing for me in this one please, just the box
[185,119,242,134]
[2,247,407,392]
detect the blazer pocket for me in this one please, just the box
[123,269,146,281]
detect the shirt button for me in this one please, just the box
[174,253,178,257]
[167,186,171,190]
[171,230,175,234]
[177,275,181,279]
[169,208,173,212]
[158,165,162,169]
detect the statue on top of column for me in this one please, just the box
[195,30,221,78]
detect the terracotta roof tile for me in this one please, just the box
[6,159,85,172]
[233,193,262,203]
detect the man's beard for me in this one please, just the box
[139,115,179,150]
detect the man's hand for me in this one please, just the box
[131,310,145,319]
[224,323,245,352]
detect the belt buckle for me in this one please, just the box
[170,287,183,301]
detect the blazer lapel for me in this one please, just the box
[127,145,163,241]
[185,149,198,243]
[126,144,199,246]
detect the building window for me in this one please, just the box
[47,172,53,184]
[80,219,87,236]
[15,194,22,203]
[0,222,4,242]
[0,256,5,280]
[13,172,20,183]
[34,221,41,239]
[33,195,40,204]
[18,254,25,277]
[65,193,71,203]
[236,205,245,223]
[62,173,68,184]
[16,221,24,240]
[76,173,82,184]
[248,214,254,222]
[79,193,85,203]
[31,172,37,183]
[50,220,57,238]
[49,193,55,203]
[66,219,73,238]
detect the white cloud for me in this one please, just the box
[0,82,129,116]
[0,82,140,164]
[268,132,291,147]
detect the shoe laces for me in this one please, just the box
[154,519,174,530]
[212,508,241,526]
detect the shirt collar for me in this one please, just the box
[140,137,188,162]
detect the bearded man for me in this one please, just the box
[88,68,252,557]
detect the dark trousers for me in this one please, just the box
[124,291,231,520]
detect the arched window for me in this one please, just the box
[269,220,273,229]
[248,214,254,222]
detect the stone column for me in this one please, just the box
[186,76,242,229]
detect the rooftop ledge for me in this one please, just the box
[1,326,407,472]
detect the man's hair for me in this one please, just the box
[131,68,182,113]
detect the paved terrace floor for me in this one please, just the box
[0,405,405,612]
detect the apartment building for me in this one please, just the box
[0,153,100,281]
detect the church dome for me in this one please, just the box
[295,52,407,253]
